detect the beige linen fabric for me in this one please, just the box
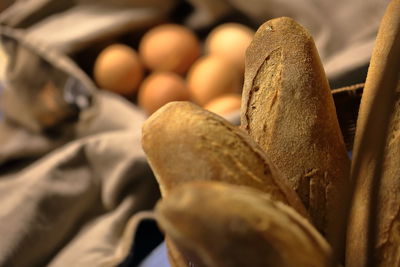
[186,0,390,80]
[0,90,161,266]
[0,1,175,265]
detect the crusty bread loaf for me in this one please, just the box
[164,237,187,267]
[156,181,332,267]
[142,101,308,218]
[240,17,350,244]
[346,0,400,266]
[371,95,400,266]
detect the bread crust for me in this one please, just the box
[240,17,350,242]
[346,0,400,266]
[142,101,308,218]
[156,181,332,267]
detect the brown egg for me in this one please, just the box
[138,72,190,115]
[203,94,242,116]
[93,44,143,96]
[139,24,200,74]
[187,55,242,106]
[205,23,255,71]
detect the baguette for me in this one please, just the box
[142,101,308,218]
[346,0,400,266]
[164,237,188,267]
[240,17,350,244]
[155,181,332,267]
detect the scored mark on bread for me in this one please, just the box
[244,48,283,149]
[297,168,318,209]
[198,133,264,184]
[197,118,281,187]
[379,208,400,262]
[387,92,400,146]
[309,171,327,235]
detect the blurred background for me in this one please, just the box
[0,0,389,118]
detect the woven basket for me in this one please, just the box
[332,83,364,151]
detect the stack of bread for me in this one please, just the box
[141,0,400,266]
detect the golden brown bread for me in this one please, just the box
[164,237,188,267]
[142,101,308,218]
[372,95,400,266]
[240,17,350,243]
[155,181,332,267]
[346,0,400,266]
